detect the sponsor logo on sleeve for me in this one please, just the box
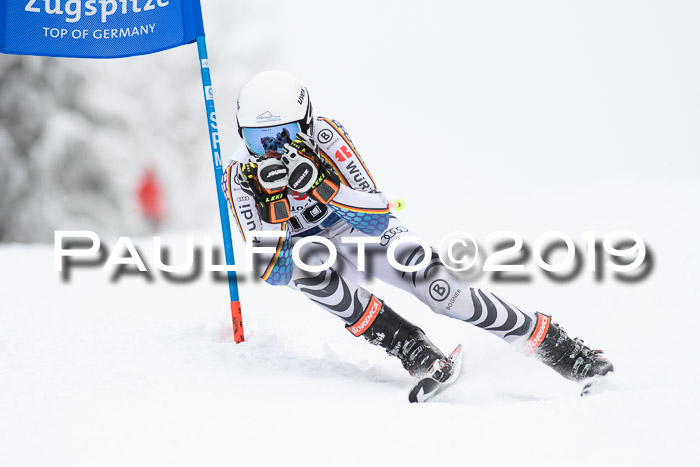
[318,129,333,144]
[334,145,353,162]
[345,160,370,190]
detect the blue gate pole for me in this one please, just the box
[195,36,244,343]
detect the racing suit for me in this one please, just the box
[222,117,537,346]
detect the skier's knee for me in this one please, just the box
[421,269,473,318]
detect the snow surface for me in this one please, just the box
[2,0,700,466]
[1,179,699,467]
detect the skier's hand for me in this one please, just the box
[236,157,291,224]
[281,133,340,204]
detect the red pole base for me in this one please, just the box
[230,301,245,343]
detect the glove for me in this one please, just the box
[281,133,341,204]
[236,156,291,224]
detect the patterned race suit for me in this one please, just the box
[222,117,537,345]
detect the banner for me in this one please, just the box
[0,0,204,58]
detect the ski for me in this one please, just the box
[408,344,463,403]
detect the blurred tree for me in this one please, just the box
[0,56,123,242]
[0,1,278,243]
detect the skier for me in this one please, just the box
[222,70,613,393]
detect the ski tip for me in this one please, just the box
[408,379,439,403]
[408,387,420,403]
[407,344,464,403]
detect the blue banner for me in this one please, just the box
[0,0,204,58]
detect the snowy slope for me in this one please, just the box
[2,0,700,466]
[1,179,698,467]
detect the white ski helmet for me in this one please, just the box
[236,71,313,156]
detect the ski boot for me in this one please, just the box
[525,313,614,381]
[346,296,453,382]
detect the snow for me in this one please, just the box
[1,178,699,466]
[2,0,700,465]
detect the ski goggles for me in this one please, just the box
[242,122,301,156]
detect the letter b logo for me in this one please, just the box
[429,279,450,302]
